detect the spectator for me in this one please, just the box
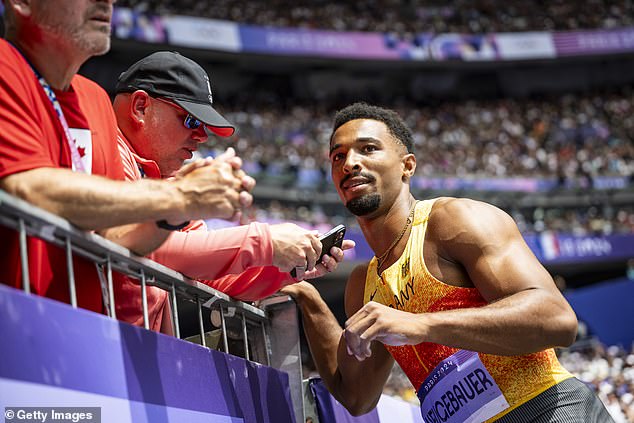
[0,0,253,313]
[111,51,353,331]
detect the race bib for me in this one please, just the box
[418,350,509,423]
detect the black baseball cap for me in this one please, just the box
[116,51,235,137]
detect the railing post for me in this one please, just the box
[171,283,181,339]
[106,258,116,319]
[65,237,77,308]
[140,269,149,330]
[220,306,229,354]
[242,312,250,361]
[197,296,206,347]
[261,321,271,366]
[18,218,30,294]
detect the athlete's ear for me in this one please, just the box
[129,90,151,126]
[402,153,416,181]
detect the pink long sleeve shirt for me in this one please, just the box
[114,129,293,332]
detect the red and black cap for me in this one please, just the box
[116,51,235,137]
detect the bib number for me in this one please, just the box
[418,350,509,423]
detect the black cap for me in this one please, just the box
[116,51,235,137]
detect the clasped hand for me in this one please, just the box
[171,148,255,222]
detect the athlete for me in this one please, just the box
[282,102,613,422]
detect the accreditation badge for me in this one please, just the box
[417,350,509,423]
[69,128,93,174]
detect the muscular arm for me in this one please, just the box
[346,198,578,360]
[421,198,578,354]
[282,265,394,416]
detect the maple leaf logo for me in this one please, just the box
[77,146,86,157]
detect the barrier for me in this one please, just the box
[0,190,305,422]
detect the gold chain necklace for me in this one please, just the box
[376,200,418,273]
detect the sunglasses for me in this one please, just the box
[154,97,203,130]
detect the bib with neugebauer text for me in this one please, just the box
[417,350,509,423]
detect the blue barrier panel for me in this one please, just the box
[0,285,294,423]
[565,278,634,347]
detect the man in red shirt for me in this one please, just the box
[112,52,354,332]
[0,0,255,313]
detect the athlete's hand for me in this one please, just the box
[344,301,427,361]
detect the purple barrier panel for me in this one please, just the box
[554,27,634,56]
[0,284,294,423]
[239,25,402,60]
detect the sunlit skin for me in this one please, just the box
[329,119,414,216]
[4,0,115,90]
[115,91,209,177]
[143,97,208,177]
[29,0,114,56]
[329,119,417,257]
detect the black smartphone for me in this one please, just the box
[290,224,346,278]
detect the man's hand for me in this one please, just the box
[270,223,322,273]
[299,239,355,281]
[344,301,426,361]
[171,151,255,222]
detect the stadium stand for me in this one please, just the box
[1,1,633,421]
[115,0,634,33]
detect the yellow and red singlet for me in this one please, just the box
[363,199,572,422]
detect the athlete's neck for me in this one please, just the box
[358,193,417,267]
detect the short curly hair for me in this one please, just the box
[331,102,414,153]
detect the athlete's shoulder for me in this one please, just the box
[429,197,519,256]
[430,197,510,226]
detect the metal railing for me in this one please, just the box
[0,189,307,421]
[0,189,281,362]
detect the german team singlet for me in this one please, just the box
[363,199,573,423]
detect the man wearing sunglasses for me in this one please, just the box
[112,52,354,333]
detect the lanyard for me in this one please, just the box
[34,75,88,173]
[10,42,89,174]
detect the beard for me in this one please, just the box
[35,2,112,57]
[346,194,381,216]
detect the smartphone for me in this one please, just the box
[290,224,346,278]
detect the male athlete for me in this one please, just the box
[282,103,612,422]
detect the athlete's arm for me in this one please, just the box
[345,198,577,359]
[282,264,394,416]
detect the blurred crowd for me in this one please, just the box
[191,88,634,237]
[199,90,633,191]
[244,200,634,237]
[559,342,634,423]
[116,0,634,34]
[511,205,634,236]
